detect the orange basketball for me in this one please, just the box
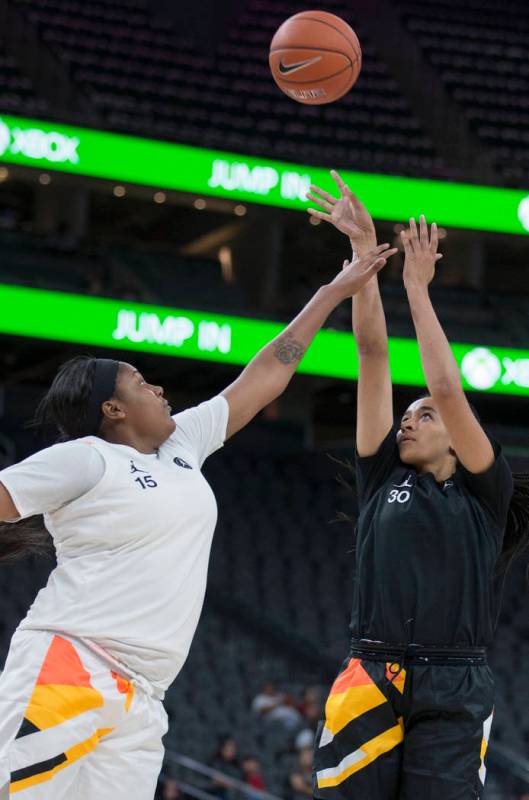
[269,10,362,105]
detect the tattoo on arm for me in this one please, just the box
[273,332,305,365]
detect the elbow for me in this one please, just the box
[428,378,462,399]
[356,340,389,358]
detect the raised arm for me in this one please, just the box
[402,215,494,473]
[307,171,393,456]
[222,243,397,438]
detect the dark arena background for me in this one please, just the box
[1,0,529,798]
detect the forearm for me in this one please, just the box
[406,283,461,393]
[352,278,389,355]
[350,238,389,355]
[240,284,343,400]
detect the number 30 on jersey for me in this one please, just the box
[387,488,410,504]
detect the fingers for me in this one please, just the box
[340,242,390,269]
[408,217,419,251]
[331,169,348,197]
[430,221,439,254]
[405,216,440,255]
[401,229,413,257]
[371,257,388,271]
[306,192,333,212]
[308,184,337,206]
[374,242,392,255]
[307,208,332,223]
[344,186,366,218]
[361,246,397,266]
[419,214,428,246]
[349,257,386,294]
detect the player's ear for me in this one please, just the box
[101,399,126,421]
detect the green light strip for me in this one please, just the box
[0,113,527,235]
[1,283,528,396]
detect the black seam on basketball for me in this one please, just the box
[273,15,361,58]
[274,63,353,85]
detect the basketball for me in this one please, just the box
[269,10,362,105]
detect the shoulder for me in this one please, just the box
[355,425,402,506]
[64,438,107,466]
[168,396,229,464]
[5,438,104,470]
[172,396,229,429]
[457,440,513,526]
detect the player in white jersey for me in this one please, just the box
[0,243,397,800]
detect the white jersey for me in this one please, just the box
[0,396,229,695]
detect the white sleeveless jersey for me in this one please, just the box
[2,396,229,695]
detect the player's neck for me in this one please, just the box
[101,427,159,455]
[417,455,456,483]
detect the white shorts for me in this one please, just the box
[0,630,168,799]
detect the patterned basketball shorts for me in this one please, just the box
[0,630,167,799]
[313,654,494,800]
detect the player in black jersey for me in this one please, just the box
[307,173,529,800]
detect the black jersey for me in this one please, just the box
[351,426,513,647]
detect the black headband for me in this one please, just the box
[82,358,120,437]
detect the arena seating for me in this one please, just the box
[0,40,47,116]
[395,0,529,186]
[1,0,525,185]
[0,230,250,313]
[2,228,529,348]
[13,0,446,179]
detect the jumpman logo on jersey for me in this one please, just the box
[129,460,149,474]
[393,474,414,488]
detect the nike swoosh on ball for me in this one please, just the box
[278,56,323,75]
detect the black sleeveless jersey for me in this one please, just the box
[351,427,513,647]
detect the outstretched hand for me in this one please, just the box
[401,215,443,290]
[330,243,398,300]
[307,170,376,255]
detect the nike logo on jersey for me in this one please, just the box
[278,56,322,75]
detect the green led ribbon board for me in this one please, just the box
[0,113,528,235]
[1,283,528,396]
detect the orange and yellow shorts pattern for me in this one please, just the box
[0,630,167,800]
[313,655,494,800]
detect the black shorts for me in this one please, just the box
[313,644,494,800]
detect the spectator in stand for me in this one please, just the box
[155,775,182,800]
[252,682,303,731]
[241,754,266,797]
[288,748,313,800]
[295,687,324,750]
[209,735,242,800]
[160,777,181,799]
